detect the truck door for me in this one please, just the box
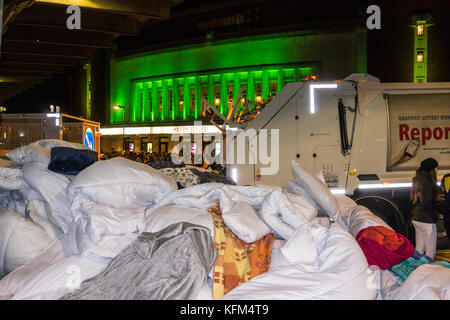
[297,82,355,191]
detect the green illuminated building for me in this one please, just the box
[110,30,366,125]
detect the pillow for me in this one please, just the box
[222,201,270,243]
[6,145,51,167]
[287,180,329,217]
[290,160,340,221]
[22,163,73,233]
[280,224,318,265]
[75,201,146,244]
[29,139,90,150]
[67,157,178,208]
[48,147,98,175]
[0,209,52,277]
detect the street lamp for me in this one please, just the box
[113,105,125,152]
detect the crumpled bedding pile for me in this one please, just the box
[158,165,235,188]
[0,141,449,300]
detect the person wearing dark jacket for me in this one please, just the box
[410,158,440,259]
[439,173,450,239]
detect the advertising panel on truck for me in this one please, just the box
[386,93,450,171]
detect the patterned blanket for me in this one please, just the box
[208,201,275,300]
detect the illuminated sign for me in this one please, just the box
[191,143,198,154]
[100,125,226,135]
[84,128,95,150]
[129,142,135,152]
[147,143,153,153]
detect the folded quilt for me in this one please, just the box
[208,201,275,300]
[61,222,217,300]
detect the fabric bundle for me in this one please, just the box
[158,166,235,188]
[159,167,200,188]
[390,251,450,282]
[356,226,415,269]
[208,201,275,300]
[48,147,98,175]
[61,222,217,300]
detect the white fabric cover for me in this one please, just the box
[290,160,340,221]
[389,264,450,300]
[145,204,215,235]
[25,199,61,241]
[67,157,178,209]
[145,183,317,240]
[287,179,333,217]
[222,201,270,243]
[337,205,392,238]
[29,139,90,151]
[6,145,51,167]
[22,163,72,233]
[70,200,145,259]
[0,209,52,277]
[0,230,104,300]
[280,224,318,266]
[222,223,376,300]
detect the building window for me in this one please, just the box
[214,86,221,107]
[255,83,263,104]
[179,88,184,112]
[269,82,278,97]
[190,88,196,111]
[158,92,163,113]
[139,91,143,119]
[168,90,173,113]
[417,51,424,63]
[417,24,424,36]
[227,85,234,109]
[240,84,248,109]
[148,91,153,118]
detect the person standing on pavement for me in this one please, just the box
[410,158,440,259]
[438,173,450,240]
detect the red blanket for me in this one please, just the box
[356,226,414,269]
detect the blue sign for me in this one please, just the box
[84,128,95,150]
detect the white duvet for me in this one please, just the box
[0,184,376,300]
[1,155,449,300]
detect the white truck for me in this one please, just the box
[226,73,450,241]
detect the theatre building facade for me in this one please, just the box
[101,28,367,154]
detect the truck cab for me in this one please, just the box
[226,73,450,242]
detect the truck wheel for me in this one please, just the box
[354,195,407,236]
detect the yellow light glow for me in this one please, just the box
[417,24,424,36]
[215,98,220,106]
[417,52,424,63]
[255,95,262,103]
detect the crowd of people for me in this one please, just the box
[99,148,225,174]
[100,149,172,164]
